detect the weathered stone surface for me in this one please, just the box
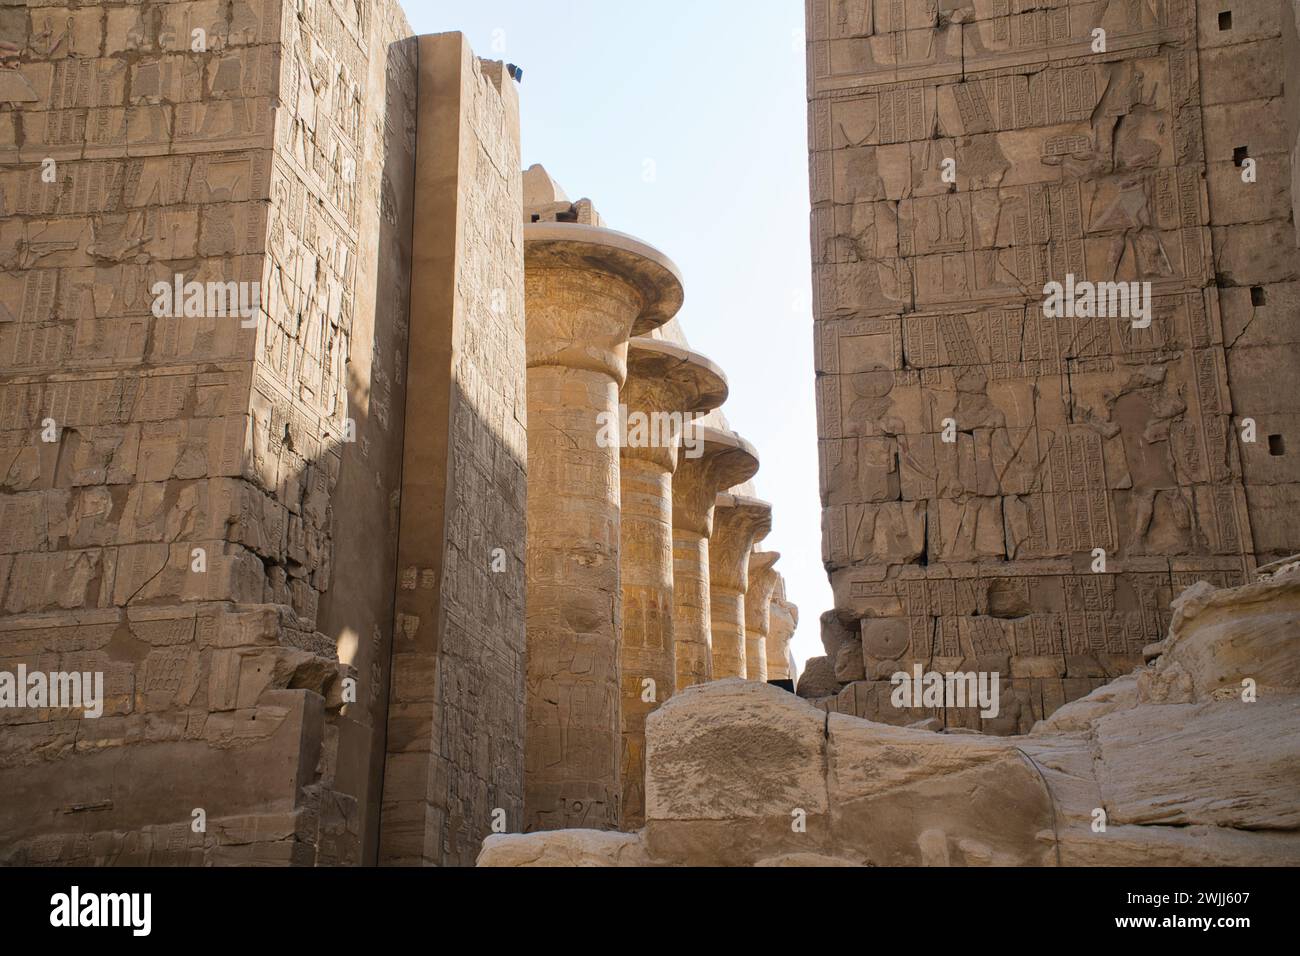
[806,0,1300,737]
[670,427,759,692]
[8,0,1298,874]
[708,493,771,680]
[754,852,861,867]
[1287,2,1300,248]
[379,35,525,867]
[796,654,839,698]
[646,679,828,821]
[743,550,780,682]
[827,712,1055,866]
[483,571,1300,866]
[618,337,727,829]
[522,216,682,833]
[1142,574,1300,697]
[0,0,426,866]
[1095,699,1299,830]
[766,577,799,683]
[643,679,830,866]
[1031,674,1139,734]
[478,829,650,867]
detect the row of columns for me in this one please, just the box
[618,340,727,827]
[519,186,797,832]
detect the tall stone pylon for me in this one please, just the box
[671,427,760,692]
[618,338,728,828]
[522,195,684,832]
[709,494,773,680]
[744,550,782,683]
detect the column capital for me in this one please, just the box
[746,550,782,626]
[768,579,799,683]
[671,427,760,536]
[744,550,781,683]
[621,338,728,470]
[524,223,684,380]
[709,494,773,593]
[748,548,781,579]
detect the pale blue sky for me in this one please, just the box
[404,0,828,671]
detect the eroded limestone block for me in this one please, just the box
[477,829,649,867]
[828,713,1056,866]
[643,679,829,865]
[1142,575,1300,699]
[1094,699,1300,830]
[795,654,840,699]
[482,571,1300,866]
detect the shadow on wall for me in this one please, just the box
[0,31,425,866]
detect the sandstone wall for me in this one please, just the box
[1290,3,1300,248]
[378,33,526,867]
[310,0,418,866]
[804,0,1300,731]
[0,0,442,865]
[1207,0,1300,562]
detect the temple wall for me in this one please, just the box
[803,0,1299,732]
[377,33,526,866]
[1202,0,1300,565]
[0,0,423,865]
[300,0,418,865]
[1289,2,1300,247]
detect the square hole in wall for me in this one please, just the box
[1218,11,1232,30]
[1233,146,1249,167]
[1269,434,1286,456]
[1251,286,1267,306]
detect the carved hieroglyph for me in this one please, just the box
[380,35,526,867]
[523,222,683,832]
[0,0,429,865]
[670,427,760,692]
[744,550,781,683]
[618,337,727,829]
[708,494,773,680]
[802,0,1300,730]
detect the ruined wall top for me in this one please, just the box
[523,163,605,226]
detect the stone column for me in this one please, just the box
[744,550,781,683]
[708,494,773,680]
[619,338,727,829]
[767,581,799,684]
[671,428,760,692]
[523,223,683,832]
